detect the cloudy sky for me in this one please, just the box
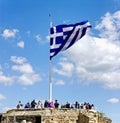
[0,0,120,123]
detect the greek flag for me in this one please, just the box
[50,20,91,60]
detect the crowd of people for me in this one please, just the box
[16,100,95,111]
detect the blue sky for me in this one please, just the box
[0,0,120,123]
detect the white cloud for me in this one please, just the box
[95,11,120,41]
[10,56,27,64]
[35,34,41,43]
[66,35,120,89]
[107,98,119,104]
[53,58,74,77]
[18,73,40,85]
[46,35,50,41]
[12,64,34,74]
[0,94,6,100]
[0,66,13,85]
[17,41,24,48]
[54,79,65,85]
[0,54,66,86]
[10,56,41,85]
[54,10,120,90]
[2,29,19,39]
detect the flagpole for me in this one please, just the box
[49,14,52,102]
[49,60,52,102]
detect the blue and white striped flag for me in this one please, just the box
[50,20,91,60]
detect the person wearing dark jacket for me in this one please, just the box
[31,99,37,108]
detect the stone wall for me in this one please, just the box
[78,113,89,123]
[1,108,112,123]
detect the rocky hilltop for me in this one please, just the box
[1,108,112,123]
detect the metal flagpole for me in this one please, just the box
[49,60,52,102]
[49,14,52,102]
